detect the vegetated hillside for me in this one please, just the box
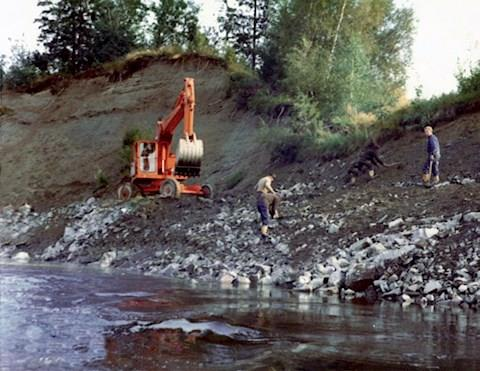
[0,57,269,209]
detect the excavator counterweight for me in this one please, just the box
[117,78,211,200]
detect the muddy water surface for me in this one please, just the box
[1,262,480,370]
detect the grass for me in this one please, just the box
[259,87,480,162]
[0,105,14,116]
[225,170,247,190]
[95,168,109,188]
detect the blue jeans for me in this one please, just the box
[423,154,440,176]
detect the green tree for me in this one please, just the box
[218,0,278,70]
[263,0,413,120]
[4,43,41,89]
[37,0,97,73]
[91,0,147,63]
[150,0,199,48]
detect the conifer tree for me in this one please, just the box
[150,0,199,48]
[37,0,97,73]
[218,0,277,70]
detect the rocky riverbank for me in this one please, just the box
[2,175,480,309]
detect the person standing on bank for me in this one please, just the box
[422,126,441,187]
[255,174,281,237]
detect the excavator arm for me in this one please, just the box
[155,77,195,141]
[154,77,203,177]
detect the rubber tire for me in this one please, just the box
[117,183,133,201]
[200,184,213,199]
[160,178,181,199]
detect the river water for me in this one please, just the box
[1,262,480,371]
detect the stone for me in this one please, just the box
[367,243,386,257]
[161,263,180,277]
[219,272,236,284]
[349,237,372,251]
[275,243,289,255]
[464,212,480,223]
[328,224,339,234]
[235,276,251,286]
[412,228,439,243]
[328,270,343,288]
[100,251,117,268]
[41,242,65,260]
[258,275,273,286]
[461,178,476,185]
[388,218,404,229]
[402,294,413,303]
[458,284,468,293]
[12,251,30,262]
[424,280,442,294]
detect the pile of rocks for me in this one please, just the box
[2,178,479,308]
[40,197,134,262]
[0,204,51,261]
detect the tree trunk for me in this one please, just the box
[327,0,347,78]
[252,0,257,70]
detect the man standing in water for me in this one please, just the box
[422,126,441,187]
[256,174,281,237]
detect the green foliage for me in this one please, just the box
[218,0,278,70]
[37,0,97,73]
[259,124,305,164]
[0,54,5,92]
[262,0,413,120]
[0,106,14,116]
[150,0,199,48]
[37,0,147,73]
[249,90,292,116]
[4,44,41,89]
[457,61,480,95]
[227,68,261,108]
[225,170,246,190]
[122,128,144,146]
[120,127,151,168]
[91,0,147,64]
[95,168,109,188]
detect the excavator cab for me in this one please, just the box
[117,78,212,201]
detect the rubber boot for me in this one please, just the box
[260,225,268,237]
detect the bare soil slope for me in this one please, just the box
[0,59,269,208]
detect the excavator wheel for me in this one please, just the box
[200,184,213,199]
[117,182,133,201]
[160,178,181,199]
[176,138,203,176]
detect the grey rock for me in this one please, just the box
[464,212,480,223]
[424,280,442,294]
[388,218,404,229]
[12,251,30,262]
[328,223,339,234]
[412,227,439,243]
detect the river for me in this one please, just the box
[1,262,479,370]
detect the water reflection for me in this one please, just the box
[1,262,480,371]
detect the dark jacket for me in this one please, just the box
[427,134,440,157]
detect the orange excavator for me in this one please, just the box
[117,77,212,200]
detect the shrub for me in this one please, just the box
[0,106,14,116]
[225,170,246,190]
[457,62,480,95]
[95,168,109,188]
